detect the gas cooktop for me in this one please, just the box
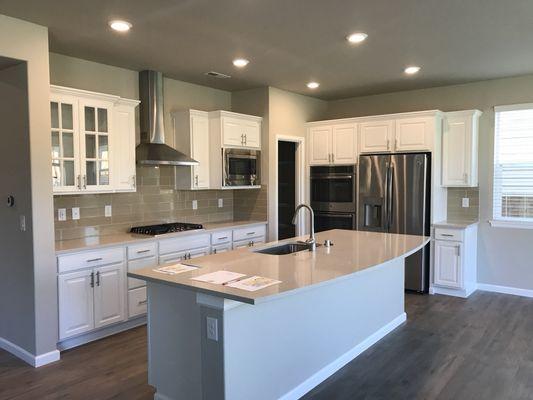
[130,222,204,236]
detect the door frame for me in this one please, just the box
[273,135,306,240]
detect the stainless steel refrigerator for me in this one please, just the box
[357,153,430,292]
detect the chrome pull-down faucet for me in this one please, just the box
[292,204,317,251]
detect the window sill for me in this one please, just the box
[489,220,533,230]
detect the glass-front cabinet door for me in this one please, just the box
[50,96,80,192]
[79,100,113,191]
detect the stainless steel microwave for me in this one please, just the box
[223,148,261,187]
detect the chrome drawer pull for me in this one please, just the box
[217,236,228,240]
[246,232,256,236]
[136,249,150,254]
[138,300,148,306]
[441,234,454,237]
[87,257,103,262]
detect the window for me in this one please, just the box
[492,104,533,228]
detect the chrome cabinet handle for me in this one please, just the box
[77,175,82,190]
[394,137,397,150]
[96,271,100,286]
[138,299,148,306]
[457,246,461,257]
[195,175,199,186]
[213,248,217,254]
[90,272,94,288]
[87,257,103,262]
[441,234,454,237]
[83,175,87,189]
[246,232,256,235]
[217,236,228,240]
[245,134,247,145]
[132,175,136,188]
[136,249,150,254]
[332,153,335,163]
[241,134,245,145]
[387,139,390,150]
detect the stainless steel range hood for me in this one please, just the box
[136,70,198,166]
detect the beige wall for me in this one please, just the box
[0,15,56,357]
[327,74,533,290]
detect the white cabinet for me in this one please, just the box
[308,123,357,165]
[209,111,262,149]
[212,243,232,254]
[173,110,210,189]
[431,224,478,298]
[359,120,394,153]
[394,117,434,152]
[58,254,126,340]
[434,241,462,289]
[58,270,94,339]
[442,110,481,187]
[50,85,139,194]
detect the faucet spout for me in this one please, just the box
[292,204,316,251]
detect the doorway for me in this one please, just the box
[278,141,297,239]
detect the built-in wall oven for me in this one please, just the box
[223,148,260,187]
[310,165,357,232]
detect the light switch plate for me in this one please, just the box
[218,198,223,208]
[105,205,112,217]
[72,207,80,220]
[58,208,67,221]
[192,200,198,210]
[206,317,218,341]
[462,197,470,208]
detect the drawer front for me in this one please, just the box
[58,247,124,273]
[233,236,265,249]
[233,225,266,242]
[435,228,464,242]
[128,256,157,289]
[211,230,232,245]
[128,287,147,318]
[127,242,157,260]
[159,233,210,255]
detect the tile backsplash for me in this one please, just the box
[447,187,479,221]
[234,184,268,221]
[54,166,234,241]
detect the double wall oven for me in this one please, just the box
[310,165,357,232]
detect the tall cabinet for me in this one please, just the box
[50,85,139,194]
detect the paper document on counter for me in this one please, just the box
[226,276,282,291]
[191,271,246,285]
[153,264,198,275]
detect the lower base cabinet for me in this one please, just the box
[233,237,266,249]
[58,262,126,340]
[128,286,147,318]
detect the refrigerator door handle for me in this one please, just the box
[387,164,394,230]
[384,162,389,230]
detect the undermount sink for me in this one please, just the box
[254,242,311,255]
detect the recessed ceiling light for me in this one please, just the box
[233,58,250,68]
[346,32,368,44]
[404,66,421,75]
[109,20,132,32]
[307,82,320,89]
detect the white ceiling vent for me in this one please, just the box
[205,71,231,79]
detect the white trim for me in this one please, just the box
[0,336,60,367]
[489,219,533,230]
[305,109,443,127]
[494,103,533,113]
[430,285,477,298]
[50,84,139,106]
[279,312,407,400]
[477,283,533,298]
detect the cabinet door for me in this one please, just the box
[359,121,393,153]
[309,126,332,165]
[434,241,463,289]
[442,116,472,186]
[191,113,210,189]
[395,117,433,151]
[50,95,81,193]
[332,124,357,164]
[94,263,126,329]
[222,117,245,147]
[113,103,137,192]
[79,99,114,192]
[58,270,94,339]
[243,120,261,148]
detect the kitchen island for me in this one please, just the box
[129,229,429,400]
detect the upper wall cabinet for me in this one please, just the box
[442,110,482,187]
[209,110,262,149]
[172,110,210,190]
[50,86,139,195]
[308,123,357,165]
[359,120,395,153]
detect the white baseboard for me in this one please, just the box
[279,312,407,400]
[0,336,60,367]
[430,285,476,298]
[477,283,533,298]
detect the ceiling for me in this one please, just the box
[1,0,533,99]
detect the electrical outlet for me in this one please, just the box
[192,200,198,210]
[462,197,470,208]
[206,317,218,341]
[105,205,112,217]
[72,207,80,220]
[58,208,67,221]
[218,198,223,208]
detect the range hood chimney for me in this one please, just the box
[136,70,199,166]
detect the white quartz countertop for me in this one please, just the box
[55,220,267,254]
[433,220,479,229]
[129,229,430,304]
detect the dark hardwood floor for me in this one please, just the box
[1,292,532,400]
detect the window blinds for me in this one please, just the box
[493,104,533,223]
